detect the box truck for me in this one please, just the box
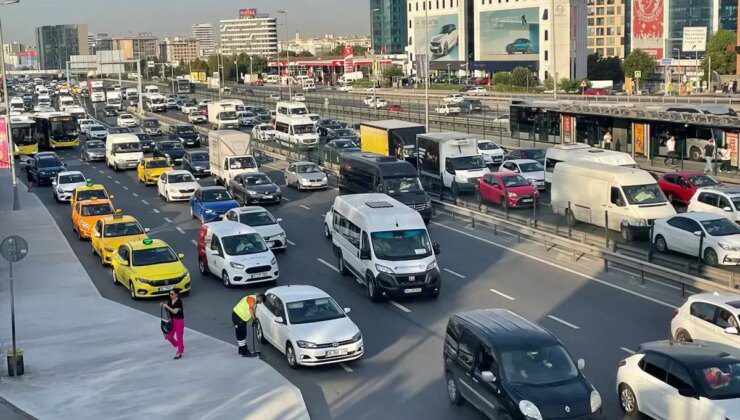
[417,132,490,196]
[208,130,258,185]
[360,120,425,162]
[207,101,240,130]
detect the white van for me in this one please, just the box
[302,81,316,92]
[37,94,52,108]
[125,88,138,101]
[551,161,676,241]
[275,101,309,117]
[58,95,75,110]
[144,85,159,95]
[544,144,637,184]
[327,193,441,301]
[105,133,143,171]
[9,97,24,113]
[274,115,319,149]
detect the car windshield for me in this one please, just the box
[86,141,104,149]
[524,150,545,160]
[384,176,424,194]
[161,142,183,150]
[688,175,719,187]
[286,297,346,325]
[190,152,208,162]
[450,155,486,170]
[294,124,315,134]
[479,142,500,150]
[219,111,237,120]
[229,157,256,169]
[169,173,195,183]
[38,157,62,168]
[519,162,544,172]
[502,175,531,187]
[297,164,322,174]
[701,218,740,237]
[131,246,178,266]
[90,126,107,132]
[501,344,579,385]
[104,221,144,237]
[136,134,152,142]
[371,229,432,261]
[59,174,85,184]
[76,189,107,201]
[622,184,667,205]
[331,140,358,149]
[243,174,272,186]
[202,189,232,202]
[221,233,268,256]
[694,362,740,400]
[81,203,114,216]
[333,129,355,137]
[142,120,158,127]
[238,211,276,227]
[113,142,141,153]
[146,160,169,169]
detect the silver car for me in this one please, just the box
[285,161,328,191]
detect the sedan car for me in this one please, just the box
[112,238,190,300]
[228,172,281,205]
[254,285,363,368]
[165,98,178,109]
[116,113,138,128]
[81,139,106,162]
[85,124,109,141]
[71,198,116,240]
[90,214,149,265]
[187,111,207,124]
[476,172,540,208]
[189,186,240,223]
[325,128,359,143]
[443,94,465,104]
[52,171,87,202]
[181,151,210,177]
[152,140,186,165]
[504,147,546,165]
[670,292,740,346]
[103,106,119,117]
[323,139,360,164]
[136,157,172,185]
[653,212,740,266]
[78,118,95,133]
[168,124,201,148]
[658,171,720,205]
[157,170,200,202]
[252,123,277,142]
[285,162,328,191]
[337,85,353,92]
[140,118,163,136]
[316,119,344,137]
[224,206,287,251]
[499,159,545,190]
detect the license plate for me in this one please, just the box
[404,287,422,294]
[250,273,265,279]
[158,285,174,292]
[326,348,348,357]
[264,195,272,199]
[522,198,533,203]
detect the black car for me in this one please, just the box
[504,148,546,165]
[253,107,271,116]
[140,118,163,136]
[458,99,486,113]
[316,119,344,137]
[227,172,281,205]
[107,127,132,134]
[325,128,359,143]
[323,139,360,164]
[168,124,200,148]
[135,133,155,153]
[81,139,106,162]
[181,150,210,177]
[445,309,603,420]
[24,153,66,185]
[152,140,186,164]
[103,106,119,117]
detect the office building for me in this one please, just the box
[371,0,408,54]
[279,33,371,56]
[161,37,200,64]
[586,0,627,58]
[219,10,278,56]
[192,23,216,57]
[35,24,89,70]
[94,33,114,52]
[87,33,95,54]
[112,33,158,60]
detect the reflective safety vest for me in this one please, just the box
[233,295,257,322]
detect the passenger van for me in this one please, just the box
[339,153,433,222]
[544,143,637,184]
[551,161,676,241]
[144,93,167,112]
[327,193,441,301]
[143,85,159,95]
[275,101,309,117]
[58,95,75,111]
[105,133,143,171]
[274,115,319,148]
[37,94,52,108]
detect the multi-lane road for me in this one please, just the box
[16,99,691,419]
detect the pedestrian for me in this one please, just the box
[720,145,732,173]
[664,133,677,166]
[24,162,34,192]
[161,288,184,359]
[602,130,612,150]
[232,293,265,357]
[704,139,716,174]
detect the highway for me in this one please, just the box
[18,100,688,419]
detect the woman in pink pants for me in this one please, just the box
[161,288,185,359]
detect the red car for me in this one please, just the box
[657,171,720,204]
[583,88,608,96]
[474,77,490,86]
[251,80,264,86]
[476,172,540,208]
[385,104,402,112]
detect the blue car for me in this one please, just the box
[189,186,239,223]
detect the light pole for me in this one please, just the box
[550,0,557,100]
[424,2,429,131]
[234,58,239,84]
[278,10,291,98]
[370,7,380,95]
[0,0,20,211]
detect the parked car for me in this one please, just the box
[181,150,210,177]
[652,212,740,266]
[670,292,740,346]
[658,171,720,205]
[189,186,239,223]
[688,186,740,223]
[323,139,360,164]
[227,172,282,205]
[223,206,287,251]
[499,159,545,190]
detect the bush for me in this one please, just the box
[493,72,512,86]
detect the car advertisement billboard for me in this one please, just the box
[414,14,460,62]
[479,8,540,61]
[632,0,664,59]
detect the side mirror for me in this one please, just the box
[678,388,699,399]
[177,253,185,259]
[723,207,732,212]
[725,326,739,335]
[144,227,150,233]
[94,231,101,238]
[343,307,351,314]
[51,180,57,186]
[481,371,496,383]
[577,359,586,370]
[276,218,283,222]
[433,243,441,255]
[120,260,129,267]
[273,316,285,324]
[359,248,371,260]
[693,231,703,237]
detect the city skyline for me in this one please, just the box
[1,0,369,47]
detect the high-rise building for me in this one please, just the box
[192,23,216,57]
[586,0,627,58]
[371,0,408,54]
[87,33,95,54]
[112,33,158,60]
[94,33,113,52]
[161,37,200,64]
[35,24,89,70]
[219,10,278,56]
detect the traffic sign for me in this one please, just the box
[0,235,28,263]
[634,71,642,79]
[661,58,673,66]
[580,80,587,88]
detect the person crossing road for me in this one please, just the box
[232,293,265,357]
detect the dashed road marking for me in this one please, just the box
[620,347,636,355]
[176,226,185,234]
[282,197,291,202]
[316,258,339,273]
[114,180,120,184]
[152,209,160,213]
[489,288,515,301]
[164,217,172,223]
[106,175,112,179]
[122,186,128,190]
[389,300,411,313]
[443,268,466,279]
[132,192,139,197]
[141,199,149,205]
[286,239,296,246]
[299,204,310,210]
[339,363,353,373]
[547,315,580,330]
[98,170,104,173]
[190,239,197,246]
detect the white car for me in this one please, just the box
[224,206,287,251]
[429,23,458,56]
[157,170,200,202]
[492,114,510,126]
[78,118,96,133]
[268,93,281,100]
[254,285,363,368]
[252,123,277,142]
[367,98,388,109]
[237,111,259,127]
[499,159,545,190]
[291,93,306,102]
[52,171,87,202]
[198,99,213,106]
[671,292,740,346]
[616,340,740,420]
[85,124,109,140]
[443,94,465,104]
[435,103,461,115]
[187,111,207,124]
[687,187,740,224]
[116,113,138,128]
[466,86,486,95]
[652,212,740,266]
[181,104,199,114]
[337,85,353,92]
[477,140,504,165]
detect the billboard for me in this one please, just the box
[479,8,540,61]
[632,0,664,59]
[0,116,8,169]
[414,14,460,62]
[682,27,707,52]
[239,8,257,18]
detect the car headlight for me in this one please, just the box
[246,189,258,195]
[349,331,362,343]
[375,264,394,274]
[426,260,437,271]
[590,390,602,413]
[204,209,214,213]
[78,221,90,228]
[718,242,740,251]
[275,187,281,194]
[270,257,277,265]
[296,340,317,349]
[636,218,648,226]
[230,262,244,269]
[519,400,542,420]
[136,277,156,286]
[507,192,518,198]
[322,176,328,182]
[164,153,171,158]
[300,178,310,184]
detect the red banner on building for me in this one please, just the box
[632,0,664,59]
[0,116,8,169]
[343,45,354,74]
[239,8,257,18]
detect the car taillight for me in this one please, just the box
[672,308,679,319]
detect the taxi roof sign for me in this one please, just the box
[86,181,94,187]
[143,238,153,245]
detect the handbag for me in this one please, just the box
[160,306,172,338]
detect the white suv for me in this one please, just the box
[671,292,740,347]
[687,187,740,224]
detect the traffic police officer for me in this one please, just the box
[232,294,265,357]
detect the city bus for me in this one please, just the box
[176,79,192,94]
[10,115,37,156]
[34,112,79,149]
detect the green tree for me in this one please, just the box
[510,66,537,87]
[587,52,625,82]
[328,43,368,56]
[492,72,512,86]
[382,65,403,79]
[701,29,737,78]
[622,49,655,80]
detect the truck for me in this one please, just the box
[339,71,363,84]
[360,120,426,162]
[207,101,240,130]
[417,131,490,196]
[125,88,138,101]
[208,130,258,185]
[90,80,105,103]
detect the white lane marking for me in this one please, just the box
[317,258,339,273]
[152,209,160,214]
[98,170,104,173]
[190,239,197,246]
[609,266,681,291]
[141,199,149,205]
[489,288,515,301]
[620,347,636,355]
[431,222,677,309]
[106,175,112,179]
[84,162,90,165]
[547,315,580,330]
[132,192,139,197]
[443,268,466,279]
[114,180,120,184]
[389,300,411,313]
[286,239,296,246]
[164,217,172,223]
[299,204,311,210]
[176,226,185,234]
[122,186,128,190]
[282,197,291,202]
[339,363,353,373]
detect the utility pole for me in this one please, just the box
[278,10,291,98]
[424,3,429,131]
[551,0,557,100]
[0,0,20,211]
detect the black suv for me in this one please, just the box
[444,309,603,419]
[168,124,200,148]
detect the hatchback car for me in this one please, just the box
[52,171,87,202]
[189,186,240,223]
[476,172,540,208]
[81,140,106,162]
[652,212,740,266]
[285,161,328,190]
[85,124,108,140]
[671,292,740,346]
[688,187,740,224]
[658,171,720,205]
[499,159,545,190]
[112,238,190,300]
[477,140,504,165]
[157,170,200,202]
[224,206,287,251]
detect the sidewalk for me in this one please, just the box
[0,171,310,420]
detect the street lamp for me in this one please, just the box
[370,8,380,105]
[0,0,20,211]
[278,10,291,98]
[424,1,429,131]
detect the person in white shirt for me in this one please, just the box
[602,130,612,150]
[663,134,676,166]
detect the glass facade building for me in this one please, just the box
[720,0,738,31]
[371,0,408,54]
[668,0,713,57]
[35,24,88,70]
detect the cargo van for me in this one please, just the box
[274,115,319,149]
[551,161,676,241]
[544,144,637,184]
[327,193,441,301]
[417,132,490,196]
[275,101,309,117]
[105,133,143,171]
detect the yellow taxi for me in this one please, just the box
[111,238,191,300]
[137,157,173,185]
[71,182,113,208]
[91,214,150,265]
[71,198,117,240]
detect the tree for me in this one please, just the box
[382,65,403,80]
[328,43,368,56]
[587,52,624,82]
[701,29,737,78]
[492,72,512,86]
[622,49,655,80]
[510,66,537,87]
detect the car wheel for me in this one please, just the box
[618,384,639,415]
[222,270,231,288]
[337,253,349,276]
[129,281,138,300]
[667,193,674,204]
[198,258,208,275]
[565,209,577,227]
[112,269,119,285]
[446,374,462,405]
[675,329,692,342]
[690,146,702,161]
[255,320,266,344]
[654,235,668,253]
[53,190,59,202]
[366,273,380,302]
[451,182,460,197]
[324,223,332,239]
[704,248,719,266]
[621,225,635,242]
[285,342,299,369]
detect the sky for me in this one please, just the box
[2,0,370,46]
